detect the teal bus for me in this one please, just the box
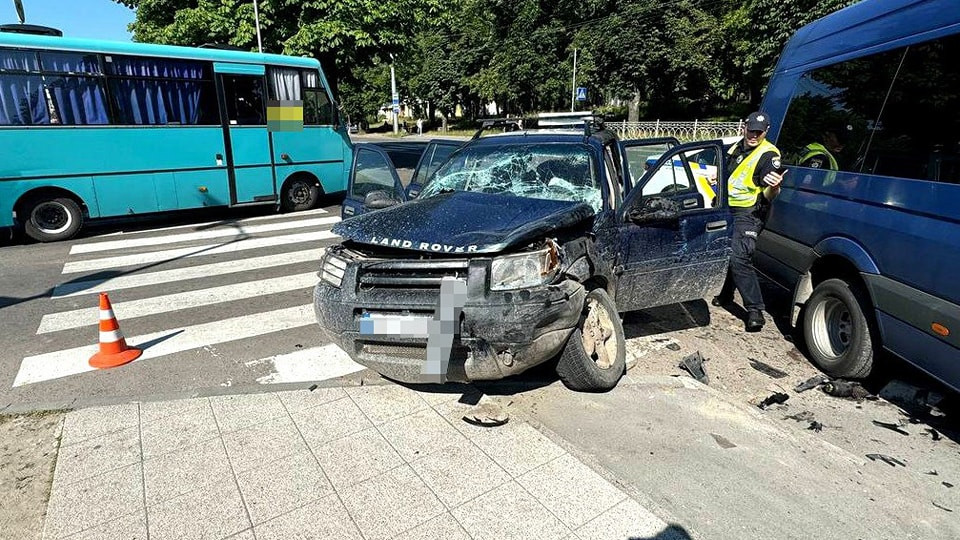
[0,26,352,242]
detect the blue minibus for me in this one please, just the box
[0,26,352,242]
[755,0,960,392]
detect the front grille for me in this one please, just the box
[357,260,470,290]
[361,342,428,360]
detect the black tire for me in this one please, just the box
[280,176,320,212]
[801,278,875,378]
[22,196,83,242]
[556,288,627,392]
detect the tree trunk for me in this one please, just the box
[628,90,641,122]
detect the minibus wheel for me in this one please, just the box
[281,176,320,212]
[802,278,875,378]
[23,196,83,243]
[557,287,626,392]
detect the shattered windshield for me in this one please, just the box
[417,142,602,210]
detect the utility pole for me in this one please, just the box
[253,0,263,53]
[570,48,578,112]
[390,53,399,135]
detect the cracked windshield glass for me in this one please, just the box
[418,142,602,210]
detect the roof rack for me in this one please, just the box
[470,112,608,140]
[199,43,248,51]
[0,23,62,37]
[470,117,530,140]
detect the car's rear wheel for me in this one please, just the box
[556,288,626,392]
[23,195,83,242]
[802,278,875,378]
[281,176,320,212]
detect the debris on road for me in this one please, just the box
[944,482,954,488]
[821,380,874,400]
[710,433,737,449]
[748,359,788,379]
[927,428,942,441]
[872,420,910,436]
[866,453,906,467]
[785,410,816,422]
[678,351,709,384]
[932,501,953,513]
[462,402,509,427]
[758,392,790,410]
[794,374,830,393]
[926,470,940,476]
[666,343,681,352]
[808,421,824,432]
[308,384,318,391]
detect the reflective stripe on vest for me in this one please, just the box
[799,143,838,170]
[727,139,780,208]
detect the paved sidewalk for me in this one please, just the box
[40,383,675,540]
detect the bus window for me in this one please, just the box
[105,56,219,126]
[302,69,332,125]
[222,75,265,126]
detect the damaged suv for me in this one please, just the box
[314,118,733,391]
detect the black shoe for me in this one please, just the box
[712,295,733,307]
[746,310,765,332]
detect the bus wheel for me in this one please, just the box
[281,177,320,212]
[802,278,875,379]
[23,196,83,243]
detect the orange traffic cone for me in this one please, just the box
[88,292,142,369]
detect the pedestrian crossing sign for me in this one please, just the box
[576,87,587,101]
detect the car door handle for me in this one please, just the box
[408,189,419,198]
[682,198,698,209]
[706,220,727,232]
[343,206,355,215]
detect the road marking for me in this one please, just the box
[13,304,316,387]
[71,216,341,254]
[85,207,330,238]
[38,272,318,334]
[253,344,364,384]
[61,230,337,274]
[52,248,323,298]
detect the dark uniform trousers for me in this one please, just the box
[717,205,765,312]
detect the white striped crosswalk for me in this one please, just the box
[12,208,368,389]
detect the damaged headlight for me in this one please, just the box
[320,250,348,288]
[490,240,560,291]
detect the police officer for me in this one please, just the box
[712,112,786,331]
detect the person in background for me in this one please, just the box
[712,112,787,332]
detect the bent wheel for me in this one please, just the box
[802,278,875,378]
[23,196,83,242]
[281,177,320,212]
[557,287,626,392]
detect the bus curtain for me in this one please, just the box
[46,77,109,125]
[0,74,49,125]
[110,79,204,125]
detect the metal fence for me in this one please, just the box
[607,120,744,142]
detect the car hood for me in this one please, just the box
[333,191,595,254]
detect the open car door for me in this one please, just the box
[405,139,465,199]
[341,144,406,219]
[613,139,732,312]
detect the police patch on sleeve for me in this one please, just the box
[772,157,782,170]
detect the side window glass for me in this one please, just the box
[222,75,265,125]
[624,143,673,188]
[267,66,301,101]
[641,152,694,197]
[862,35,960,183]
[639,150,714,211]
[352,148,399,198]
[105,55,218,125]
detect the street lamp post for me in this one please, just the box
[389,54,399,135]
[252,0,263,53]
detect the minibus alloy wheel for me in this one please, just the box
[802,278,875,378]
[23,195,83,242]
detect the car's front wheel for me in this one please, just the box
[556,288,626,392]
[802,278,875,378]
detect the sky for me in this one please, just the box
[6,0,135,42]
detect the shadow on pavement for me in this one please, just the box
[622,299,711,339]
[632,524,694,540]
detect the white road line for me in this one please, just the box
[62,230,337,274]
[52,248,323,298]
[252,344,364,384]
[13,304,316,387]
[85,207,330,239]
[72,216,341,254]
[38,272,318,334]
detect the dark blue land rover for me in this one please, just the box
[314,117,733,391]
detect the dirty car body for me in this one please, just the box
[314,119,734,391]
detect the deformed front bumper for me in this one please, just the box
[313,252,585,384]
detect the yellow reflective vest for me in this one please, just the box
[727,139,781,208]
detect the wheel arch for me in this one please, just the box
[789,236,881,327]
[14,187,89,224]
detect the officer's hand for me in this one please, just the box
[762,170,786,187]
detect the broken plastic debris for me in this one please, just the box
[785,410,816,422]
[678,351,709,384]
[462,402,509,427]
[927,428,942,441]
[710,433,736,449]
[666,343,681,352]
[749,359,788,379]
[944,482,955,489]
[308,384,318,392]
[758,392,790,410]
[821,380,874,400]
[866,453,906,467]
[872,420,909,436]
[794,374,830,393]
[808,421,824,432]
[932,501,953,513]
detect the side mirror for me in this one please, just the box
[628,196,681,224]
[364,190,401,210]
